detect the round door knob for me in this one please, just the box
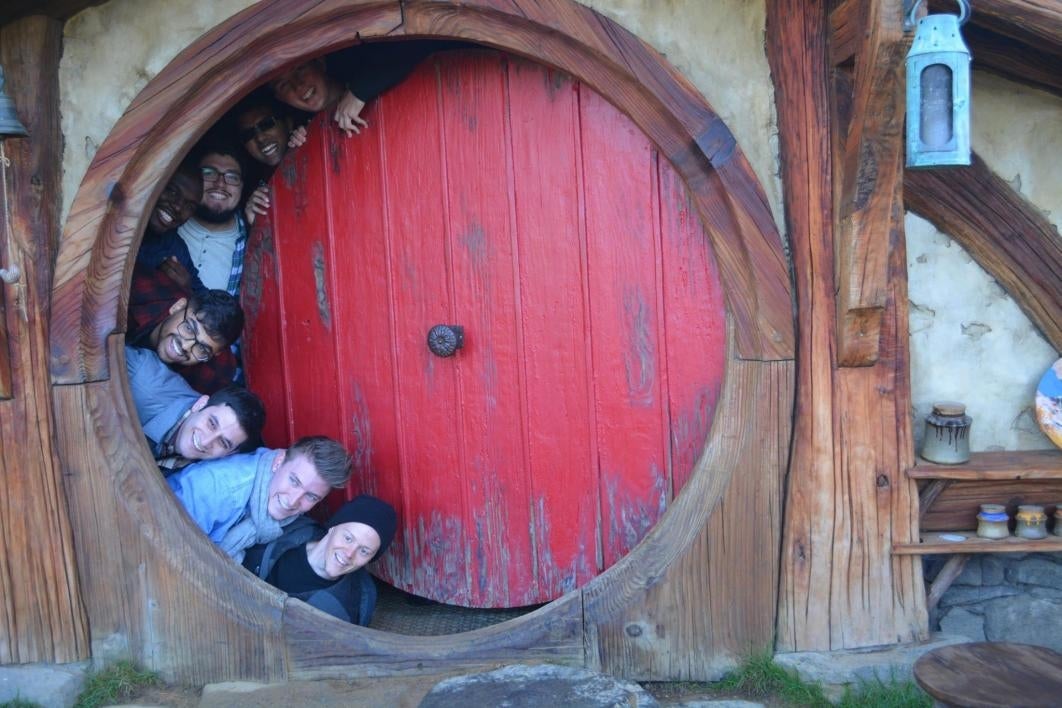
[427,325,465,357]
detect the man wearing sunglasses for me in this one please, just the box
[232,91,308,172]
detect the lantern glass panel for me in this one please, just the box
[920,63,953,149]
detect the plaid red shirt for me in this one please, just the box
[127,262,238,395]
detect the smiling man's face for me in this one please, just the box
[197,152,243,221]
[148,171,201,234]
[173,397,247,461]
[238,106,291,167]
[266,451,330,521]
[272,60,337,113]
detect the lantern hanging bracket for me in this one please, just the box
[904,0,970,32]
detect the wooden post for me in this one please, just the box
[769,0,926,651]
[0,15,89,664]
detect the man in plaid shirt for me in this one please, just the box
[127,264,243,394]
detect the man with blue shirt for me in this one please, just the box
[125,346,265,471]
[167,436,352,562]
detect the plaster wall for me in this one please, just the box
[59,0,783,233]
[907,73,1062,452]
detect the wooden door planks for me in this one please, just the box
[769,0,926,651]
[54,337,289,682]
[0,16,88,664]
[583,320,793,680]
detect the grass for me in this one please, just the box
[711,650,931,707]
[73,660,161,708]
[715,649,830,706]
[1,699,44,708]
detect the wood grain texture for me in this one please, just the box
[834,0,908,366]
[52,0,793,388]
[919,479,1062,532]
[54,337,288,683]
[770,0,926,651]
[582,317,792,680]
[904,152,1062,352]
[0,16,89,664]
[914,642,1062,708]
[829,0,863,66]
[895,532,1062,554]
[909,450,1062,480]
[284,590,583,678]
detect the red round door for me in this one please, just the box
[242,50,725,608]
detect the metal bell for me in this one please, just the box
[0,66,28,138]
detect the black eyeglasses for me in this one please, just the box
[176,307,216,363]
[238,115,280,144]
[200,166,243,186]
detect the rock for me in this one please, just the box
[938,584,1020,608]
[938,608,986,642]
[420,664,658,707]
[984,596,1062,652]
[953,557,982,586]
[1006,556,1062,588]
[773,634,968,688]
[0,662,88,708]
[981,556,1005,586]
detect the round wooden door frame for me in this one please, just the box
[50,0,795,680]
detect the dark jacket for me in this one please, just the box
[242,517,378,626]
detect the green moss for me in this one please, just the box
[73,660,160,708]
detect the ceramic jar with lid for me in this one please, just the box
[921,402,972,464]
[1015,504,1047,540]
[976,503,1010,540]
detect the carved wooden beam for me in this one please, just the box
[930,0,1062,98]
[904,152,1062,352]
[829,0,863,65]
[833,0,910,366]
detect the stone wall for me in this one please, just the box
[932,553,1062,652]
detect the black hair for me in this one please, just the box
[205,386,266,453]
[187,289,244,347]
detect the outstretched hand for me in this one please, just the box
[160,257,193,291]
[334,90,368,138]
[244,184,271,226]
[288,125,308,149]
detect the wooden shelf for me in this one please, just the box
[894,530,1062,555]
[909,450,1062,481]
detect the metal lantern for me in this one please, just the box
[905,0,971,168]
[0,67,28,138]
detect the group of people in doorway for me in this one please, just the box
[123,41,460,625]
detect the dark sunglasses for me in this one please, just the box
[238,115,280,143]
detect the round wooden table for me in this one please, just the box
[913,642,1062,708]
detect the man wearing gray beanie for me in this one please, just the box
[242,494,397,625]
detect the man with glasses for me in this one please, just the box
[126,343,266,473]
[126,289,244,394]
[176,143,268,298]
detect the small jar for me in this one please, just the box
[1015,504,1047,540]
[1053,505,1062,538]
[976,504,1010,540]
[920,402,972,464]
